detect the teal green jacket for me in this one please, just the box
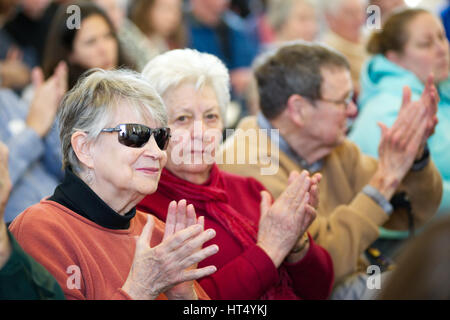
[349,54,450,231]
[0,230,65,300]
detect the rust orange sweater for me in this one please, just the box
[9,200,209,300]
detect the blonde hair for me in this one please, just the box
[58,68,167,173]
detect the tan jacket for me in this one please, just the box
[218,116,443,282]
[321,31,368,92]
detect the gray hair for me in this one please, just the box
[58,68,167,173]
[254,41,350,119]
[320,0,368,15]
[141,49,230,120]
[267,0,317,32]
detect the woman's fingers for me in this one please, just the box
[309,173,321,207]
[139,215,155,247]
[398,102,426,149]
[31,66,44,88]
[163,201,178,241]
[179,244,219,270]
[296,191,310,215]
[377,121,389,138]
[260,190,272,217]
[407,116,429,155]
[165,229,217,271]
[165,200,199,241]
[198,216,205,229]
[175,199,187,233]
[186,204,197,228]
[308,183,319,209]
[288,170,300,185]
[292,174,310,211]
[282,170,309,207]
[311,172,322,184]
[181,265,218,282]
[303,204,317,229]
[176,228,216,256]
[400,86,412,112]
[163,224,204,251]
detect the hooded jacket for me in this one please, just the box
[349,54,450,222]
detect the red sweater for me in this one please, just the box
[138,166,334,300]
[9,200,209,300]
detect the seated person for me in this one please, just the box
[139,49,334,300]
[186,0,260,103]
[350,8,450,220]
[266,0,319,44]
[9,69,218,300]
[218,42,442,298]
[0,62,67,223]
[42,1,135,91]
[320,0,368,95]
[94,0,158,71]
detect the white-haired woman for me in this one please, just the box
[138,49,334,300]
[266,0,319,43]
[9,69,218,300]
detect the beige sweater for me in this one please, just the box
[321,31,368,93]
[218,116,443,282]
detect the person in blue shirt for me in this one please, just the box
[185,0,260,113]
[0,62,67,223]
[349,9,450,241]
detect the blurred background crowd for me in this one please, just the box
[1,0,449,123]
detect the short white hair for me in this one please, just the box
[141,49,231,119]
[267,0,317,32]
[321,0,368,14]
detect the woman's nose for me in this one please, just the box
[143,136,165,159]
[190,119,207,141]
[346,100,358,118]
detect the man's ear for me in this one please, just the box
[71,131,94,169]
[286,94,309,127]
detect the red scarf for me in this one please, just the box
[147,164,299,300]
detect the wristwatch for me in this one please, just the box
[411,144,430,171]
[362,184,393,215]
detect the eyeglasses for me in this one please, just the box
[100,124,171,150]
[317,92,354,110]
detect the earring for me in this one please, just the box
[85,168,94,186]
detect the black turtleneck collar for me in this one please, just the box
[48,168,136,230]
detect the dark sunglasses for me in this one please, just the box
[101,124,171,150]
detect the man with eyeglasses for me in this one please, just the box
[218,42,442,299]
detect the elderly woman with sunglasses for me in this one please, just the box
[138,49,334,300]
[9,69,218,300]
